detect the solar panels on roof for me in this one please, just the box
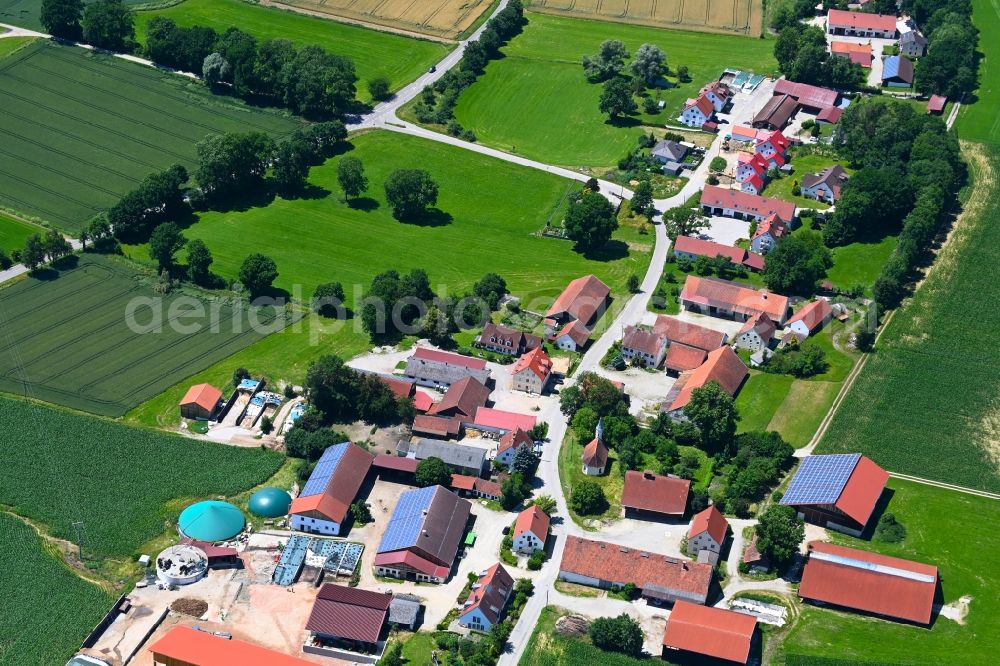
[810,550,937,583]
[781,453,861,506]
[377,486,436,554]
[300,443,350,497]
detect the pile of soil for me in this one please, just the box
[170,598,208,617]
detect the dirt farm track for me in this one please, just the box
[269,0,496,39]
[527,0,764,36]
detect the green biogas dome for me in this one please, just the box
[248,487,292,518]
[178,500,245,542]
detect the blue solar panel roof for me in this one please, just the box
[781,453,861,506]
[300,442,350,497]
[378,486,436,554]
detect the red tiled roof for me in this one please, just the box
[757,129,790,153]
[412,346,487,370]
[799,541,937,624]
[664,343,708,373]
[289,444,374,524]
[560,536,713,600]
[622,325,666,358]
[787,299,833,334]
[429,376,490,418]
[737,151,768,175]
[546,275,610,326]
[731,125,759,142]
[373,454,419,474]
[753,93,798,129]
[380,376,415,400]
[149,627,313,666]
[687,93,714,116]
[700,185,796,223]
[473,407,536,432]
[816,106,843,123]
[653,316,726,351]
[497,427,534,455]
[827,8,897,32]
[831,41,873,66]
[688,505,728,545]
[668,346,749,412]
[622,470,690,515]
[306,584,390,643]
[835,455,889,527]
[680,275,790,323]
[752,213,788,242]
[742,173,765,193]
[373,550,450,579]
[662,601,757,663]
[474,478,502,498]
[450,474,477,491]
[927,95,947,113]
[411,414,461,437]
[413,390,434,412]
[512,346,552,382]
[553,319,591,346]
[743,533,766,566]
[581,436,608,468]
[179,383,222,412]
[462,563,514,625]
[773,79,840,110]
[514,505,550,540]
[675,235,744,265]
[700,80,732,99]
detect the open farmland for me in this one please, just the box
[954,0,999,144]
[0,212,40,252]
[0,0,148,30]
[528,0,763,37]
[450,12,775,167]
[0,41,299,231]
[134,0,450,100]
[780,479,1000,665]
[816,143,1000,492]
[0,255,288,417]
[0,513,115,666]
[268,0,495,39]
[0,396,284,558]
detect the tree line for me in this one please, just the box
[774,24,867,91]
[2,229,72,271]
[909,0,978,98]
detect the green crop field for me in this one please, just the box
[816,144,1000,492]
[780,478,1000,665]
[449,12,776,168]
[0,255,288,417]
[0,35,35,59]
[134,0,450,102]
[0,40,299,231]
[0,396,283,558]
[0,212,40,252]
[0,0,148,30]
[0,513,115,666]
[955,0,999,144]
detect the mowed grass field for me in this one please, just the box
[0,255,287,417]
[0,41,299,232]
[780,479,1000,665]
[270,0,495,39]
[134,0,450,100]
[528,0,764,37]
[452,12,776,167]
[955,0,999,144]
[816,143,1000,492]
[0,0,147,30]
[0,212,41,252]
[0,513,115,666]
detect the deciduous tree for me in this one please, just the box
[238,252,278,297]
[337,157,368,201]
[564,190,618,251]
[599,76,637,119]
[81,0,134,51]
[148,222,186,271]
[383,169,439,220]
[40,0,82,39]
[415,456,451,487]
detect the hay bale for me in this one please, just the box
[555,614,590,637]
[171,598,209,617]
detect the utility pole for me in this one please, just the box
[72,521,84,560]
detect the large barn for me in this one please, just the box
[780,453,888,536]
[289,443,374,536]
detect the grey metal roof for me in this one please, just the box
[412,439,487,470]
[389,596,422,625]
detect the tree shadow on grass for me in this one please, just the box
[283,183,331,201]
[579,240,629,262]
[347,197,380,212]
[398,208,453,227]
[605,115,642,128]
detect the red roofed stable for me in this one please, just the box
[472,407,537,434]
[673,235,765,272]
[787,299,834,338]
[306,583,391,647]
[290,443,374,535]
[799,541,938,624]
[679,275,790,324]
[411,346,487,370]
[827,8,899,38]
[148,626,315,666]
[662,600,759,664]
[622,470,691,518]
[700,185,796,224]
[545,275,610,346]
[373,453,420,475]
[429,376,491,419]
[653,315,727,351]
[179,383,223,420]
[772,79,841,112]
[781,453,889,536]
[666,346,749,414]
[816,106,843,124]
[927,94,947,114]
[664,343,708,375]
[411,414,461,438]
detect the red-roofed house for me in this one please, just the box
[551,319,591,352]
[148,626,316,666]
[799,541,938,624]
[459,563,514,632]
[831,40,873,67]
[544,275,611,336]
[735,313,777,353]
[741,172,765,196]
[662,601,759,664]
[736,151,768,187]
[495,427,535,468]
[305,583,391,654]
[179,383,223,421]
[673,235,765,272]
[290,443,374,535]
[621,325,668,368]
[429,376,491,419]
[471,407,537,434]
[513,505,550,554]
[679,275,790,324]
[559,536,713,604]
[700,185,796,224]
[700,80,733,112]
[449,474,502,501]
[750,214,788,254]
[787,299,833,338]
[511,346,553,394]
[827,9,899,38]
[756,129,790,163]
[622,470,690,519]
[665,346,749,415]
[687,506,729,562]
[680,93,715,128]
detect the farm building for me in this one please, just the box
[400,438,487,476]
[495,427,535,468]
[734,313,777,353]
[411,414,462,439]
[290,442,374,536]
[679,275,791,325]
[664,343,708,375]
[544,274,610,343]
[374,485,471,583]
[148,626,315,666]
[766,79,842,122]
[653,315,728,351]
[687,505,729,564]
[816,106,843,124]
[664,346,749,416]
[799,541,938,624]
[780,453,889,536]
[662,601,759,665]
[559,536,713,605]
[801,165,850,203]
[672,235,765,272]
[178,383,223,421]
[470,407,537,435]
[459,563,514,632]
[750,214,788,254]
[449,473,502,501]
[882,56,914,87]
[475,322,541,357]
[372,453,420,477]
[305,584,391,657]
[830,41,873,67]
[380,376,434,412]
[404,346,491,389]
[622,470,691,520]
[787,300,834,338]
[428,376,491,419]
[177,501,245,542]
[513,505,550,554]
[700,185,796,224]
[927,94,947,114]
[827,9,899,38]
[388,594,423,631]
[511,346,553,394]
[621,325,668,368]
[742,533,770,573]
[899,29,927,57]
[752,93,799,130]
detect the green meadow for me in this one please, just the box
[954,0,1000,144]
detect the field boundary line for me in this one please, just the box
[887,473,1000,499]
[257,0,460,43]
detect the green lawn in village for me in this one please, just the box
[449,11,776,168]
[133,0,450,102]
[779,479,1000,665]
[762,150,854,210]
[954,0,1000,144]
[825,234,897,293]
[736,372,794,433]
[0,212,40,252]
